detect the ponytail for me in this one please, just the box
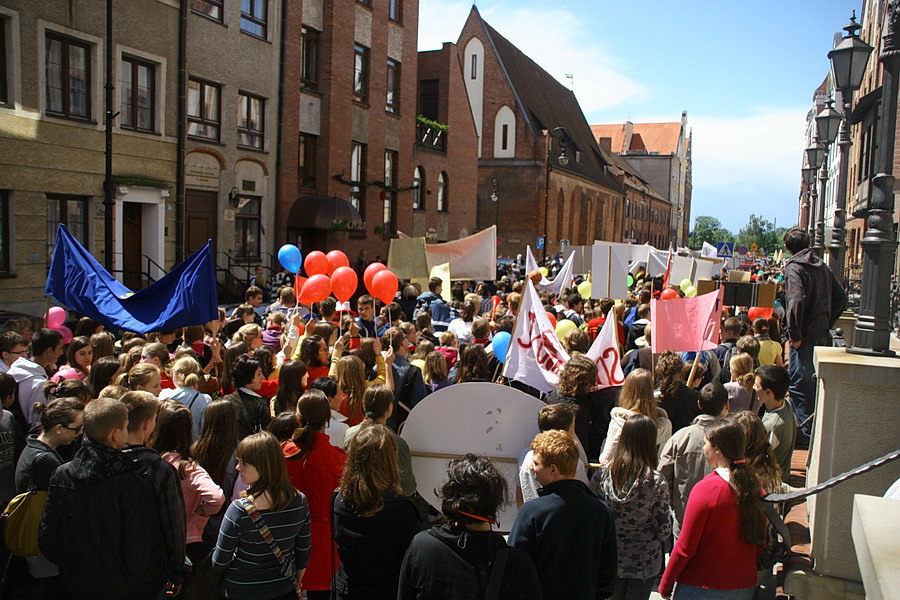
[291,390,330,459]
[705,419,766,546]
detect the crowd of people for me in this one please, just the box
[0,226,846,600]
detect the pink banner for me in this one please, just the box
[651,287,725,353]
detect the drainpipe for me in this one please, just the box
[273,0,288,266]
[175,0,187,262]
[103,0,114,269]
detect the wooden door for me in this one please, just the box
[185,190,218,255]
[122,203,143,290]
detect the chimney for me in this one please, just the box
[598,137,612,153]
[624,121,633,153]
[681,110,688,126]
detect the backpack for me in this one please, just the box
[718,343,739,384]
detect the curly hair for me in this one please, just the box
[339,423,401,517]
[437,454,509,525]
[556,353,596,397]
[654,351,684,402]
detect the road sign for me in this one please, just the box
[536,236,545,250]
[716,242,734,258]
[737,245,748,256]
[750,242,758,252]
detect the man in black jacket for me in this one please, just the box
[39,397,168,600]
[782,228,847,446]
[509,430,617,600]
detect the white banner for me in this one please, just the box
[585,310,626,390]
[503,280,570,392]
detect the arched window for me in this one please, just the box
[412,166,425,210]
[437,172,448,211]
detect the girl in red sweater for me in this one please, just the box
[659,419,765,600]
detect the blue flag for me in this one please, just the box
[45,224,218,334]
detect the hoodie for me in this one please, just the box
[7,357,48,427]
[590,466,672,580]
[783,247,847,344]
[39,440,167,599]
[598,406,672,465]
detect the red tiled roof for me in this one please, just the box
[590,122,683,156]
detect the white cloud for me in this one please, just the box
[417,1,647,113]
[688,107,809,230]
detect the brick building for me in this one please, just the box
[456,6,624,259]
[0,0,180,313]
[591,114,693,246]
[413,43,478,243]
[277,0,420,262]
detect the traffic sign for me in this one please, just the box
[536,236,545,250]
[737,245,748,256]
[750,242,758,252]
[716,242,734,258]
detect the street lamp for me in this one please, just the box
[801,166,817,234]
[805,140,828,255]
[850,9,899,357]
[828,12,873,282]
[491,179,500,234]
[543,127,571,261]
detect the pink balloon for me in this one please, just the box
[304,251,330,277]
[55,325,73,345]
[371,270,399,305]
[46,306,67,329]
[298,274,332,305]
[326,250,350,275]
[331,266,358,303]
[364,262,386,295]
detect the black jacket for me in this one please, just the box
[784,248,848,344]
[223,388,272,440]
[544,388,618,461]
[398,523,541,600]
[508,479,617,600]
[39,440,167,600]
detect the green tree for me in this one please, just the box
[734,214,787,256]
[688,216,733,250]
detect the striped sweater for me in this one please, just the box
[213,494,311,599]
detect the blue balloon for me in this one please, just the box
[277,244,303,274]
[492,331,512,364]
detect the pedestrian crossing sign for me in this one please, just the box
[717,242,734,258]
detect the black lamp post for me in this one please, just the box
[828,12,873,283]
[850,7,900,357]
[491,179,500,234]
[543,127,571,261]
[805,140,828,256]
[801,166,817,234]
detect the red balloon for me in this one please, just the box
[748,307,774,321]
[298,274,331,305]
[304,251,329,277]
[364,262,387,294]
[331,266,358,303]
[371,269,399,305]
[545,311,557,329]
[292,275,307,299]
[326,250,350,275]
[660,288,679,300]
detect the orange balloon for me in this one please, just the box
[304,251,329,277]
[331,266,358,302]
[364,262,387,294]
[748,307,774,321]
[326,250,350,274]
[371,269,399,305]
[298,274,331,305]
[660,288,679,300]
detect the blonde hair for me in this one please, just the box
[617,368,660,419]
[422,351,448,386]
[232,323,262,346]
[171,356,201,389]
[117,362,160,390]
[730,354,755,391]
[336,355,366,417]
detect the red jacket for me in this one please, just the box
[659,471,761,596]
[282,434,346,591]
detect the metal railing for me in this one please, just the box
[110,253,168,289]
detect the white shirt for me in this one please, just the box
[325,409,349,448]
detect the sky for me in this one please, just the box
[417,0,863,234]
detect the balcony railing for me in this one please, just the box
[416,122,447,152]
